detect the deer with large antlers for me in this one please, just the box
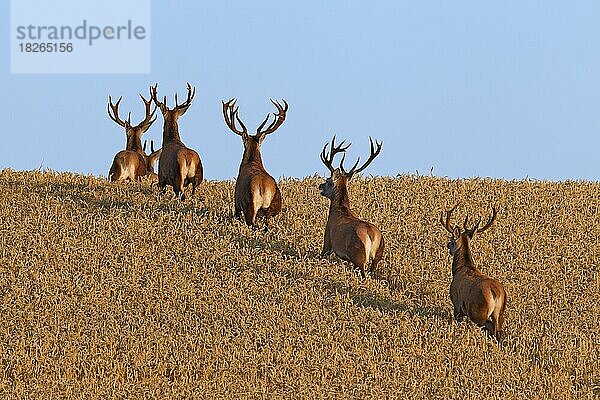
[222,98,288,228]
[107,92,158,182]
[319,136,384,278]
[150,83,203,200]
[440,206,507,341]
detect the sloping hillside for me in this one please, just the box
[0,169,598,398]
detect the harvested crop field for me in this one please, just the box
[0,169,598,398]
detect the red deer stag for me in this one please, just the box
[319,136,384,278]
[142,140,162,183]
[150,83,203,200]
[222,98,288,228]
[107,93,157,182]
[440,206,507,341]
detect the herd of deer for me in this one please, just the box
[107,83,507,341]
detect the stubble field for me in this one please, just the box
[0,169,598,399]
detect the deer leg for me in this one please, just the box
[353,248,368,279]
[244,202,256,227]
[369,236,385,276]
[157,174,167,195]
[483,320,496,339]
[263,212,270,232]
[453,304,464,322]
[357,263,367,279]
[321,229,332,257]
[178,169,188,201]
[234,204,243,220]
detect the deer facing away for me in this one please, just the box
[222,98,288,228]
[142,140,162,184]
[319,136,384,278]
[150,83,203,200]
[107,93,157,182]
[440,206,507,341]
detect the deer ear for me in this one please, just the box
[453,227,461,239]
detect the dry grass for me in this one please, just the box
[0,169,598,399]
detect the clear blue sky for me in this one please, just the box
[2,1,600,181]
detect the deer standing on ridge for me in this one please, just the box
[440,206,507,341]
[222,99,288,228]
[107,93,157,182]
[319,136,384,278]
[142,140,162,183]
[150,83,203,200]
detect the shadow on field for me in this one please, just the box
[234,233,321,259]
[320,278,450,320]
[29,180,137,212]
[235,233,449,321]
[29,180,212,217]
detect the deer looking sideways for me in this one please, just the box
[150,83,203,201]
[440,206,507,341]
[107,93,159,182]
[222,98,288,228]
[319,136,384,279]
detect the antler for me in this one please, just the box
[151,83,195,115]
[150,140,155,153]
[320,135,350,173]
[222,98,249,138]
[143,140,147,152]
[341,137,382,179]
[256,99,288,139]
[477,206,497,233]
[107,96,130,128]
[150,84,167,114]
[135,92,157,130]
[464,206,497,237]
[174,82,196,112]
[440,204,458,234]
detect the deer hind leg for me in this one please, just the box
[469,304,495,338]
[492,297,506,341]
[452,302,465,322]
[109,159,126,182]
[234,203,243,220]
[192,167,203,196]
[172,173,185,201]
[369,235,384,276]
[244,201,256,227]
[191,178,197,196]
[261,205,278,231]
[358,264,367,279]
[496,310,505,341]
[352,250,368,279]
[108,165,118,182]
[110,170,121,182]
[483,319,496,339]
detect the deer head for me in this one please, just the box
[107,92,157,153]
[222,99,288,163]
[440,205,498,256]
[319,136,382,200]
[143,140,162,175]
[150,83,196,142]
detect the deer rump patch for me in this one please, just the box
[330,220,379,265]
[235,172,277,212]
